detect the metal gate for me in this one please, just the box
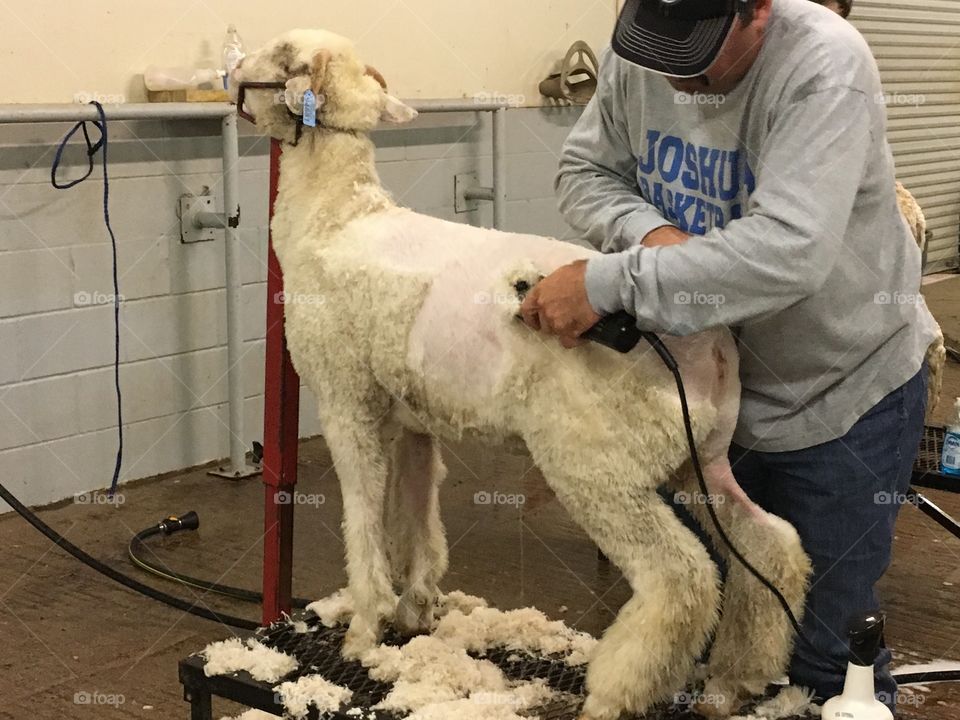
[853,0,960,272]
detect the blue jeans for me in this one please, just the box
[729,364,928,711]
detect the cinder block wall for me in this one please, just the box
[0,106,584,509]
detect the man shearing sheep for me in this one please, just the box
[519,0,940,711]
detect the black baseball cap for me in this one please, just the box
[612,0,745,77]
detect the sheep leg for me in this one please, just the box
[526,439,721,720]
[320,409,397,659]
[386,428,449,635]
[669,458,812,717]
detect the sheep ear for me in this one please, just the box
[310,49,333,96]
[284,76,313,115]
[381,93,417,124]
[365,65,388,90]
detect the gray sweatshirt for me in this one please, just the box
[558,0,940,452]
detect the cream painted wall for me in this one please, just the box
[0,1,617,104]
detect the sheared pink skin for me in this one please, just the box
[349,208,592,400]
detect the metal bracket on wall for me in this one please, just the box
[455,172,493,214]
[180,193,229,244]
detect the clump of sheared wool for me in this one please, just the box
[290,619,314,634]
[437,590,489,617]
[364,635,507,711]
[275,673,354,719]
[306,588,354,627]
[361,634,555,717]
[434,606,597,666]
[731,686,820,719]
[344,709,378,719]
[219,710,277,720]
[306,587,489,629]
[404,687,555,720]
[202,637,298,683]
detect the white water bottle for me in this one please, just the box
[942,398,960,477]
[222,25,246,90]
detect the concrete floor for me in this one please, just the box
[1,278,959,720]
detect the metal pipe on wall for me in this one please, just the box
[492,107,508,230]
[0,103,235,124]
[0,102,252,481]
[215,112,251,478]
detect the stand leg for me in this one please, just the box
[261,138,301,625]
[185,688,212,720]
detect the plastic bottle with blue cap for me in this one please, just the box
[942,398,960,477]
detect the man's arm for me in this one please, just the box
[556,49,674,253]
[584,86,874,335]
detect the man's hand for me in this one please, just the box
[643,225,690,248]
[519,260,601,349]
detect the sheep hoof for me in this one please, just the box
[578,695,623,720]
[342,619,380,660]
[394,590,436,636]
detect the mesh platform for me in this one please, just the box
[179,428,959,718]
[179,614,807,719]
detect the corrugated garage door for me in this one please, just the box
[853,0,960,273]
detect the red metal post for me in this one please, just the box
[261,138,301,625]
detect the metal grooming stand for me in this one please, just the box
[259,101,510,625]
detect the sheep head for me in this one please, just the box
[230,29,417,143]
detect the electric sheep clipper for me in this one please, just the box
[513,279,643,354]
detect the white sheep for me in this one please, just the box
[894,182,946,416]
[232,30,812,720]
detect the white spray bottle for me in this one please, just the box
[821,612,893,720]
[942,398,960,477]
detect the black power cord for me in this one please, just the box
[128,512,312,609]
[0,482,259,631]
